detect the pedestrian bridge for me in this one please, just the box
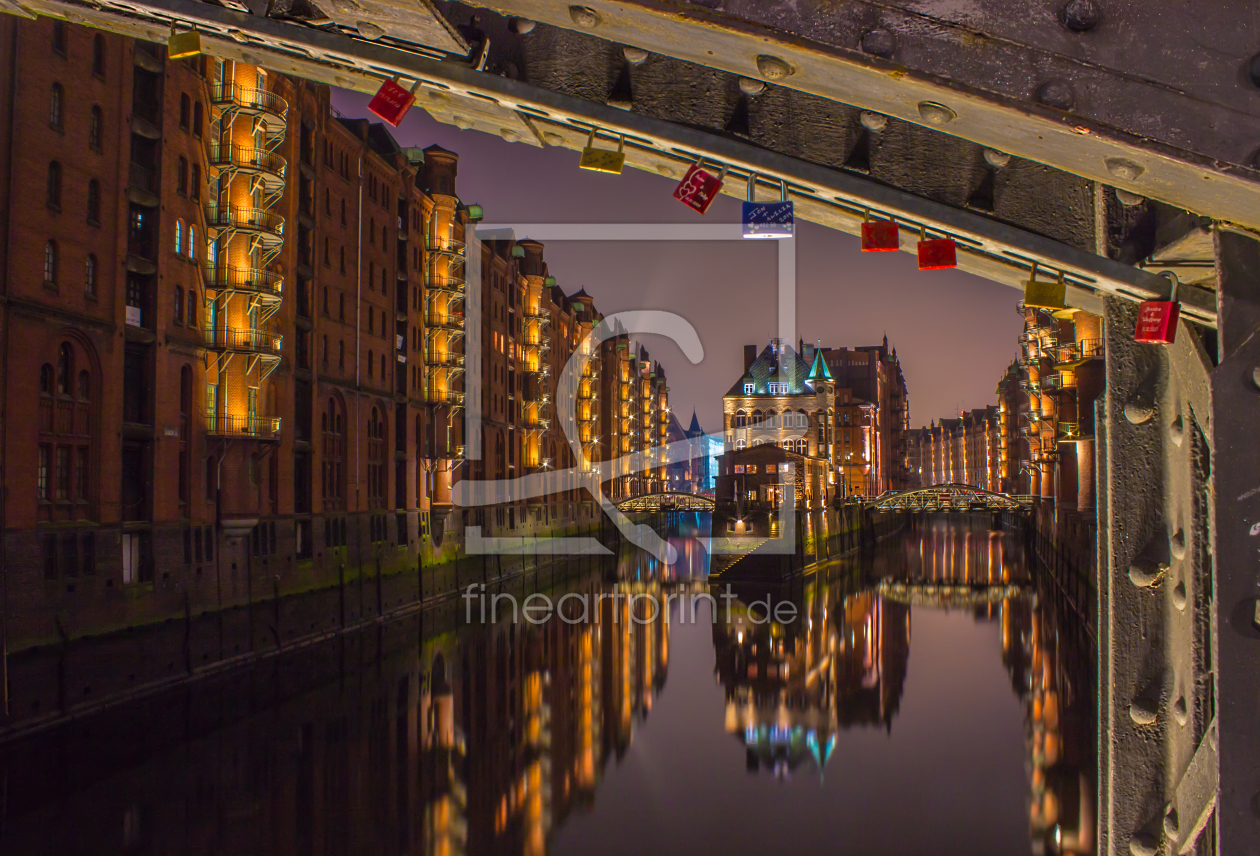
[867,484,1032,513]
[615,492,715,513]
[877,579,1033,609]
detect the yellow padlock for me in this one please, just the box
[1024,266,1067,310]
[167,30,202,59]
[578,131,625,174]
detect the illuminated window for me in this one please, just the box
[743,383,753,394]
[49,83,63,129]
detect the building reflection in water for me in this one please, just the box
[0,517,1092,856]
[713,519,1095,855]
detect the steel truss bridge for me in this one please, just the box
[3,0,1257,850]
[867,484,1031,513]
[614,492,714,513]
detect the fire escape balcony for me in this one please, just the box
[1057,421,1082,441]
[426,272,466,295]
[204,326,283,356]
[204,204,284,247]
[425,389,464,406]
[426,232,465,256]
[206,143,287,190]
[206,413,281,440]
[210,83,288,142]
[427,352,465,369]
[426,312,465,334]
[203,265,283,300]
[1055,338,1104,367]
[1042,372,1078,393]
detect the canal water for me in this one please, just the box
[0,516,1095,856]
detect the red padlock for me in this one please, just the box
[673,161,726,215]
[1134,300,1179,344]
[368,78,416,127]
[861,220,899,252]
[918,237,957,270]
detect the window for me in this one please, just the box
[178,157,188,194]
[174,286,184,324]
[368,350,374,379]
[46,161,61,208]
[340,199,346,225]
[368,262,374,292]
[43,240,57,284]
[338,340,344,370]
[174,219,183,254]
[189,226,197,261]
[51,20,67,55]
[339,246,345,274]
[89,106,102,150]
[367,407,385,507]
[85,255,96,296]
[369,218,375,246]
[735,438,746,450]
[87,179,100,224]
[338,293,345,321]
[734,410,746,428]
[192,102,203,137]
[38,341,94,519]
[190,163,200,200]
[323,237,330,266]
[322,334,328,366]
[322,397,345,509]
[187,288,196,327]
[743,383,754,394]
[92,34,105,77]
[179,93,190,130]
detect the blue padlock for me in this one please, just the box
[742,175,794,239]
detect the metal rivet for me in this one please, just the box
[1164,807,1180,837]
[1124,400,1154,425]
[1036,79,1076,111]
[1172,580,1187,610]
[738,77,766,96]
[1106,157,1146,181]
[983,149,1011,169]
[1170,528,1186,560]
[623,46,649,65]
[1061,0,1101,32]
[510,17,536,34]
[1128,835,1157,856]
[1129,560,1166,588]
[499,128,520,143]
[1130,697,1158,725]
[356,20,386,39]
[655,163,676,178]
[917,102,956,126]
[569,5,600,27]
[1173,696,1188,725]
[755,55,793,80]
[860,28,895,58]
[1116,188,1146,207]
[543,132,564,146]
[860,111,888,132]
[453,115,473,131]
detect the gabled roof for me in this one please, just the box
[725,342,815,397]
[807,348,833,382]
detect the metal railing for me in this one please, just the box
[203,327,283,354]
[206,143,287,179]
[427,352,465,368]
[210,83,288,120]
[204,205,284,239]
[206,414,281,438]
[128,161,156,193]
[203,265,282,296]
[425,390,464,406]
[1056,338,1104,363]
[426,273,466,293]
[426,233,465,255]
[427,313,464,331]
[1057,421,1082,441]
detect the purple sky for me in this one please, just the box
[332,90,1024,432]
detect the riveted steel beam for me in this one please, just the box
[464,0,1260,231]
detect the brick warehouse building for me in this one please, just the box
[0,20,672,663]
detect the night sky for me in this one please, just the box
[332,90,1024,433]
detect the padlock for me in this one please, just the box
[673,159,727,214]
[742,175,794,239]
[860,210,899,252]
[368,78,418,127]
[917,228,957,270]
[1134,273,1180,344]
[1024,266,1067,310]
[579,131,626,174]
[167,30,202,59]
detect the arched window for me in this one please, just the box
[368,407,386,507]
[174,286,184,324]
[340,198,345,225]
[92,34,105,77]
[43,240,57,284]
[178,366,191,505]
[734,410,746,428]
[325,188,331,215]
[46,161,61,208]
[323,237,330,266]
[797,409,808,428]
[49,84,63,129]
[192,102,203,137]
[367,350,374,379]
[190,163,200,200]
[380,353,386,380]
[87,179,100,224]
[735,438,746,450]
[322,397,345,509]
[751,409,762,426]
[339,246,345,274]
[174,219,183,254]
[84,255,96,296]
[51,21,67,55]
[38,340,95,520]
[765,409,777,428]
[189,226,197,260]
[186,288,197,327]
[89,106,102,150]
[369,218,375,246]
[179,93,190,130]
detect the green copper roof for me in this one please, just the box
[807,348,833,381]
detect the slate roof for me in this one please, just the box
[725,343,817,397]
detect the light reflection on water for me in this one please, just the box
[0,516,1094,856]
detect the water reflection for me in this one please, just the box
[0,516,1094,856]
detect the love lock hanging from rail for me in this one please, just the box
[579,131,626,174]
[1023,264,1067,310]
[1134,272,1181,345]
[368,77,420,127]
[860,209,899,251]
[742,174,794,239]
[673,158,727,214]
[917,226,957,270]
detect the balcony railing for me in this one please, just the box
[426,390,464,406]
[203,265,282,296]
[1056,338,1104,364]
[428,352,465,368]
[1057,421,1082,441]
[427,233,465,255]
[1042,372,1078,391]
[210,83,288,121]
[204,327,283,354]
[426,273,466,293]
[204,205,284,241]
[206,414,281,439]
[427,313,464,331]
[206,143,287,181]
[128,161,157,194]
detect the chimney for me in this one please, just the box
[743,345,757,373]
